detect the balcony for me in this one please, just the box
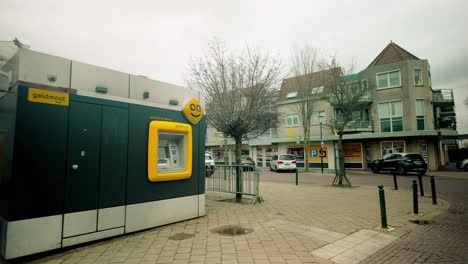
[329,89,373,106]
[433,89,454,105]
[433,89,456,130]
[344,120,374,133]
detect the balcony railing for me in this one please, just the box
[329,89,373,106]
[433,89,454,104]
[344,120,374,132]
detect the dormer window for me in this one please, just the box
[286,92,297,99]
[311,86,324,94]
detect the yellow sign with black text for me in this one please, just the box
[28,88,69,106]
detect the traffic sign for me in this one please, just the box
[320,141,325,148]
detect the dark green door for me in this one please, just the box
[65,101,102,214]
[99,106,128,208]
[64,101,128,237]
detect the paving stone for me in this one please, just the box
[22,178,457,264]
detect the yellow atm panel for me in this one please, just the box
[147,121,192,182]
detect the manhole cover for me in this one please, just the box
[169,233,194,240]
[409,220,434,225]
[211,225,253,236]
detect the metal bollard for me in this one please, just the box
[430,176,437,205]
[392,170,398,190]
[295,169,298,186]
[412,180,419,214]
[417,174,424,196]
[378,185,388,229]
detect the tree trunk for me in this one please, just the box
[304,138,309,172]
[337,134,344,184]
[235,137,243,202]
[333,133,351,186]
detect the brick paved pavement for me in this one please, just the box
[11,179,447,264]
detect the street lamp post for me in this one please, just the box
[320,122,324,174]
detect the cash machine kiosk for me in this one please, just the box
[0,42,206,259]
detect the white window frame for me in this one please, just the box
[414,68,423,86]
[361,79,368,90]
[311,86,324,94]
[378,100,404,132]
[376,70,401,90]
[311,110,326,124]
[416,99,425,130]
[286,92,297,99]
[380,140,406,157]
[286,113,299,127]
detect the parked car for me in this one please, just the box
[205,152,215,177]
[371,153,427,175]
[456,158,468,171]
[269,154,297,172]
[241,155,256,171]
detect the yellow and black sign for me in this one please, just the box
[28,88,69,106]
[183,98,204,125]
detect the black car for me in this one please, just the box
[371,153,427,175]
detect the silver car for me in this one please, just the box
[270,154,297,172]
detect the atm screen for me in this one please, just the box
[158,146,169,160]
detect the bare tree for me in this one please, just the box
[188,40,282,201]
[321,57,369,186]
[290,45,321,172]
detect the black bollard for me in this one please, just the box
[430,176,437,205]
[392,170,398,190]
[378,185,388,229]
[417,174,424,196]
[295,169,298,186]
[412,180,419,214]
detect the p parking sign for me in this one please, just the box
[310,149,318,157]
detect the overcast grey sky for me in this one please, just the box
[1,0,467,132]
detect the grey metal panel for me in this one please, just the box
[63,210,97,238]
[4,215,62,259]
[97,206,125,231]
[18,49,70,88]
[71,61,129,98]
[129,75,199,107]
[125,195,199,233]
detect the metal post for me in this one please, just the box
[295,169,298,186]
[417,174,424,196]
[430,176,437,205]
[320,122,323,174]
[378,185,388,229]
[412,180,419,214]
[392,170,398,190]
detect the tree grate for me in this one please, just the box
[211,225,253,236]
[169,233,195,240]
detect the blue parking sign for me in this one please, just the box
[310,150,318,157]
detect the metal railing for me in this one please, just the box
[433,89,454,103]
[205,165,263,204]
[344,120,374,131]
